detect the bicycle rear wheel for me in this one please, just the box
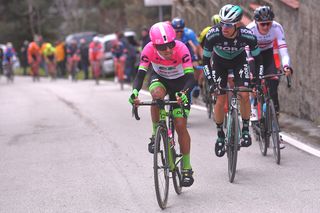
[207,94,213,119]
[153,125,169,209]
[227,108,239,183]
[269,100,281,164]
[204,81,213,119]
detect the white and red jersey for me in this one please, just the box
[138,40,193,79]
[247,21,290,67]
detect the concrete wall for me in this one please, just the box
[172,0,320,123]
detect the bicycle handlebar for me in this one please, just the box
[219,87,253,93]
[131,99,187,120]
[260,73,285,80]
[260,72,292,88]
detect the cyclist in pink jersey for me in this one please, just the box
[129,22,196,187]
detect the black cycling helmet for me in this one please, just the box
[254,6,274,22]
[171,17,185,29]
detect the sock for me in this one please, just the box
[242,119,249,132]
[152,122,158,136]
[216,123,225,138]
[182,154,191,170]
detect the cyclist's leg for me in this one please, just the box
[168,75,193,186]
[268,79,280,114]
[118,56,126,81]
[233,59,252,147]
[212,58,228,157]
[113,58,119,81]
[261,49,280,114]
[148,73,167,153]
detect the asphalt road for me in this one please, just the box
[0,77,319,212]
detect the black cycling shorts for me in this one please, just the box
[261,48,278,76]
[149,71,191,111]
[212,51,250,94]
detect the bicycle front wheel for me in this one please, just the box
[269,100,281,164]
[172,149,182,195]
[227,108,239,183]
[153,125,169,209]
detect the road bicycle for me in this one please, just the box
[4,61,14,83]
[219,86,253,182]
[251,73,289,164]
[132,99,186,209]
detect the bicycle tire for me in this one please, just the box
[153,125,169,209]
[207,94,213,119]
[263,101,271,154]
[204,81,213,119]
[227,108,239,183]
[172,150,182,195]
[269,100,281,164]
[256,98,268,156]
[168,122,182,195]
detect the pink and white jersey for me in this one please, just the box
[247,21,290,67]
[138,40,193,79]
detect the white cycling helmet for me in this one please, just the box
[219,4,243,23]
[93,36,100,43]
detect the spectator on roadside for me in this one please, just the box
[55,40,66,78]
[79,38,90,80]
[140,27,150,49]
[0,47,3,75]
[111,34,127,83]
[20,40,29,75]
[125,36,138,83]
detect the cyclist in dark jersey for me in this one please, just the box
[202,4,263,157]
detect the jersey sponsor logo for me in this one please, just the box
[182,54,190,63]
[240,28,253,35]
[234,39,238,45]
[239,64,250,79]
[141,55,149,63]
[216,45,241,52]
[207,27,220,35]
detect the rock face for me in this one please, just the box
[172,0,320,123]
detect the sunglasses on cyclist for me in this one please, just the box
[258,22,272,27]
[154,41,176,51]
[221,22,236,28]
[175,29,184,33]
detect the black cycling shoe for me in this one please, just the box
[215,137,225,157]
[241,131,252,147]
[148,136,155,154]
[181,169,194,187]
